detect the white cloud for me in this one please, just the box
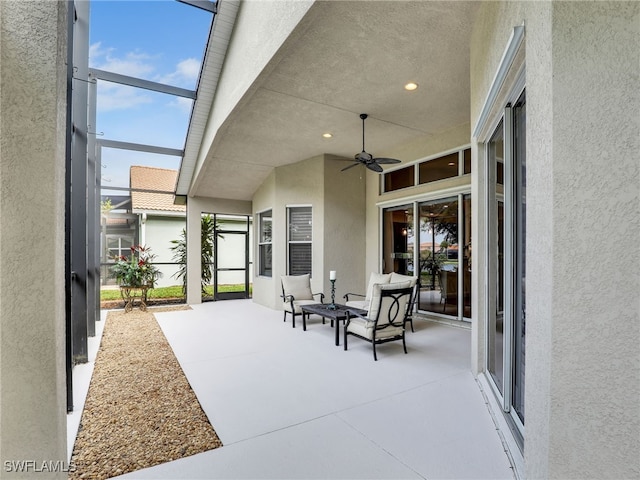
[97,83,153,112]
[158,58,201,87]
[168,97,194,115]
[177,58,201,80]
[90,42,159,111]
[95,51,156,79]
[88,42,106,66]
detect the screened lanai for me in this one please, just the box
[67,0,219,410]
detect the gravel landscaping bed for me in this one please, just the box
[70,306,222,479]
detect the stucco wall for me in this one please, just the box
[252,155,366,310]
[470,2,640,478]
[142,216,186,288]
[252,171,277,308]
[322,156,366,300]
[0,1,68,474]
[544,3,639,478]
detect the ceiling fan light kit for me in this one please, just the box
[341,113,402,173]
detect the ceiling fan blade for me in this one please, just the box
[366,162,383,173]
[341,162,361,172]
[373,157,401,164]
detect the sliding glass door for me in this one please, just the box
[417,198,459,316]
[382,194,472,321]
[486,90,526,433]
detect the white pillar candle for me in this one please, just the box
[329,270,336,280]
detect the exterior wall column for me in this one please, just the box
[526,3,640,478]
[0,1,68,476]
[186,201,203,304]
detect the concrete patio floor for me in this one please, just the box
[69,299,516,479]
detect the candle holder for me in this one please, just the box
[328,279,337,310]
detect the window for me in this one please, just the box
[463,148,471,174]
[287,206,312,276]
[106,236,134,260]
[382,146,471,193]
[418,152,459,184]
[384,166,414,192]
[258,210,272,277]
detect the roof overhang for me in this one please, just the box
[178,0,480,201]
[175,0,240,198]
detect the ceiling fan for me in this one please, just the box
[341,113,402,173]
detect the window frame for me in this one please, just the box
[381,145,472,194]
[257,209,272,277]
[482,85,526,440]
[286,205,313,276]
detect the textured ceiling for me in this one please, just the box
[193,1,479,200]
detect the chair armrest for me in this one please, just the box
[280,294,295,302]
[345,308,372,327]
[343,292,365,302]
[312,292,325,303]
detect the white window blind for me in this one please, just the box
[288,207,312,275]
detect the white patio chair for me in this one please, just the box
[280,274,325,328]
[343,281,413,361]
[344,272,419,331]
[343,272,392,310]
[390,272,419,332]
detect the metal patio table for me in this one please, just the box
[300,303,367,346]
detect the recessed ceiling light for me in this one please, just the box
[448,162,456,166]
[322,132,333,138]
[404,82,418,91]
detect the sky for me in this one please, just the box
[89,1,213,190]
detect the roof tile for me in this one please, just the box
[130,166,186,213]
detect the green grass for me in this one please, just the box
[100,284,252,301]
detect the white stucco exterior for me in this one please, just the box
[140,215,186,288]
[0,2,638,478]
[0,2,68,476]
[469,2,639,478]
[252,155,366,310]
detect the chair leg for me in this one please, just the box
[405,317,414,333]
[343,329,348,351]
[302,312,306,331]
[283,311,287,322]
[373,342,378,361]
[402,333,407,354]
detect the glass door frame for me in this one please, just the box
[212,213,252,300]
[378,187,472,322]
[483,89,526,438]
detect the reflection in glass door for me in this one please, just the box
[417,198,459,316]
[383,195,472,321]
[462,195,472,318]
[488,122,505,394]
[382,205,414,276]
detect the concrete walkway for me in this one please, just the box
[71,299,515,479]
